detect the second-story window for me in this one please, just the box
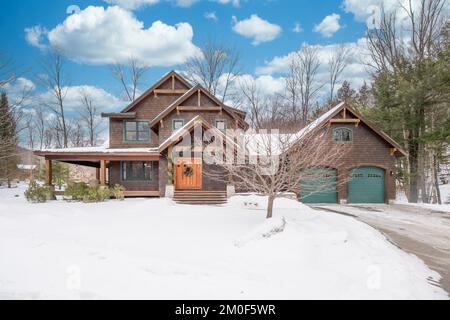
[173,119,185,131]
[333,127,353,143]
[215,120,227,131]
[124,121,150,142]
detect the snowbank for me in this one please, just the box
[0,186,447,300]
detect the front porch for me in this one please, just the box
[35,148,161,198]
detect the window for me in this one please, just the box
[172,119,185,131]
[215,120,227,131]
[121,162,153,181]
[124,121,150,142]
[333,128,353,142]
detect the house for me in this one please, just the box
[35,71,406,204]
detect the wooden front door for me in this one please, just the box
[175,159,202,190]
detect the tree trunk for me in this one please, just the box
[408,139,419,203]
[433,153,442,205]
[267,195,275,219]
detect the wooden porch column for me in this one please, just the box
[96,167,101,182]
[45,159,53,186]
[100,160,107,186]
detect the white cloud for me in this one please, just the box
[256,39,371,91]
[216,0,240,7]
[39,85,126,113]
[104,0,160,10]
[204,11,218,21]
[174,0,199,7]
[292,22,303,33]
[104,0,238,9]
[232,14,282,46]
[26,6,201,67]
[24,25,48,50]
[314,13,342,38]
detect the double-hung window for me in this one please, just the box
[121,161,153,181]
[124,121,150,142]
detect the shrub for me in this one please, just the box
[24,182,53,203]
[65,182,90,201]
[112,184,126,201]
[82,186,112,203]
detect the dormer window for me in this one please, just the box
[124,121,150,142]
[333,128,353,143]
[215,120,227,131]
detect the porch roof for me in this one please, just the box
[34,141,160,161]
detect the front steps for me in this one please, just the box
[173,190,227,205]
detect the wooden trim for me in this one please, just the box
[329,119,361,124]
[198,89,201,107]
[122,71,192,113]
[101,112,136,119]
[100,160,107,186]
[45,159,52,186]
[124,191,160,197]
[177,106,222,112]
[390,148,397,156]
[96,167,100,181]
[154,89,188,94]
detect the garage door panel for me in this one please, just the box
[348,167,385,204]
[300,168,337,204]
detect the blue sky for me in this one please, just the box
[0,0,377,111]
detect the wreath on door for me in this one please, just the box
[183,165,194,177]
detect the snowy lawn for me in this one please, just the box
[0,184,447,300]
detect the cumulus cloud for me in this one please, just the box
[232,14,282,46]
[256,39,371,91]
[39,85,126,113]
[24,25,48,50]
[314,13,342,38]
[25,6,201,67]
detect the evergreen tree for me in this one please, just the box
[0,92,19,188]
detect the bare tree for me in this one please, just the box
[184,39,242,102]
[111,57,148,102]
[0,53,16,89]
[328,45,350,102]
[290,45,324,123]
[284,58,301,122]
[39,50,69,148]
[203,122,349,219]
[33,105,46,150]
[79,89,102,146]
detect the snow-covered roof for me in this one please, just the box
[245,102,346,156]
[39,140,159,154]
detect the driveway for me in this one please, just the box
[311,204,450,296]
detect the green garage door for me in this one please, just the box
[300,168,337,204]
[348,167,385,204]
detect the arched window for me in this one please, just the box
[333,128,353,142]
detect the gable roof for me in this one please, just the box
[149,84,246,129]
[158,115,240,152]
[121,70,192,113]
[293,102,407,156]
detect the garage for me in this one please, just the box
[299,167,338,204]
[348,167,385,204]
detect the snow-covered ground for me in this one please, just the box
[396,184,450,212]
[0,184,447,300]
